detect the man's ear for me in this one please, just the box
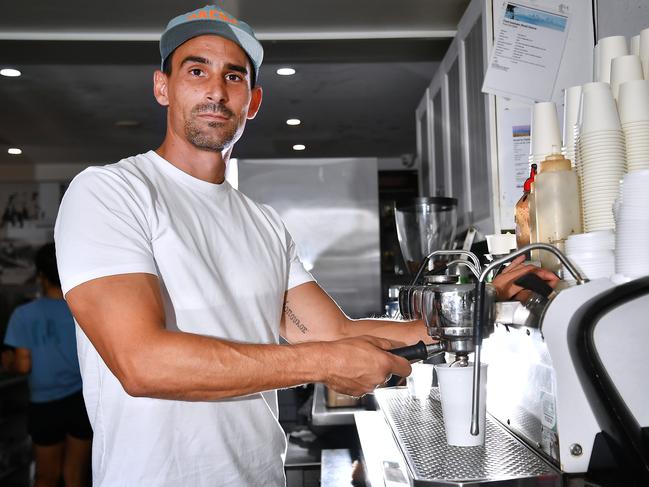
[247,85,263,120]
[153,70,170,107]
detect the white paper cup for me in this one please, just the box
[566,230,615,251]
[581,88,622,133]
[624,129,649,139]
[407,363,434,400]
[594,42,600,82]
[640,28,649,78]
[610,55,644,100]
[582,81,611,94]
[563,85,582,146]
[486,234,515,255]
[579,141,625,151]
[531,102,562,155]
[597,36,629,83]
[631,35,641,56]
[618,80,649,124]
[435,363,487,447]
[622,120,649,128]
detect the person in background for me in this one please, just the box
[3,242,91,487]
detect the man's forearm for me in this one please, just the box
[341,318,433,346]
[122,330,327,401]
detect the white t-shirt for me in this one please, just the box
[54,150,314,486]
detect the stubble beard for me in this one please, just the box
[184,102,243,152]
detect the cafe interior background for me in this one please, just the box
[1,0,649,486]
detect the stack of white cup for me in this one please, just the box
[563,231,615,281]
[610,55,644,101]
[596,36,628,83]
[618,80,649,171]
[577,82,626,231]
[563,85,582,165]
[615,170,649,278]
[530,102,562,166]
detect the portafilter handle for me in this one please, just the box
[469,243,588,436]
[389,341,444,362]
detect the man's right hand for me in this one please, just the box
[320,335,412,397]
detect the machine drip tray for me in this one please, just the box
[374,388,561,486]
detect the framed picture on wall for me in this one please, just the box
[0,181,68,285]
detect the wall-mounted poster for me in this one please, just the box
[0,182,67,285]
[482,0,571,103]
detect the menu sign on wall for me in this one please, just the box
[483,1,571,102]
[497,105,532,228]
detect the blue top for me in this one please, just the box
[4,297,82,403]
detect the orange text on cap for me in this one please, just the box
[187,9,239,25]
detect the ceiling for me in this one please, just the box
[0,0,470,166]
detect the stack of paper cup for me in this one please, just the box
[618,80,649,171]
[596,36,629,83]
[640,28,649,78]
[563,85,582,165]
[563,231,615,281]
[577,83,626,231]
[610,55,644,101]
[615,170,649,278]
[574,82,610,179]
[530,102,562,165]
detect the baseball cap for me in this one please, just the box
[160,5,264,84]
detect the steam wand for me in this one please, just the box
[410,250,481,286]
[469,243,588,436]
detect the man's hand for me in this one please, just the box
[321,335,412,397]
[492,255,559,301]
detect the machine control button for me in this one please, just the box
[569,443,583,456]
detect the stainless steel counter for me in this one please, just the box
[311,383,367,426]
[356,387,563,487]
[355,410,411,487]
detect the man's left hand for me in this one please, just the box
[491,255,559,301]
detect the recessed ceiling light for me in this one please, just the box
[8,148,22,155]
[0,68,21,77]
[292,144,306,151]
[277,67,296,76]
[286,119,301,126]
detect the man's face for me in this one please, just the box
[155,35,262,152]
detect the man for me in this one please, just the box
[54,5,557,486]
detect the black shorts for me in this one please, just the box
[28,390,93,446]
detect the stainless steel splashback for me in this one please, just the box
[238,158,381,318]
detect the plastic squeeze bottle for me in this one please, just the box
[533,152,582,272]
[515,164,537,248]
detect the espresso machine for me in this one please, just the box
[371,217,649,486]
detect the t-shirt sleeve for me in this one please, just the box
[54,168,159,296]
[260,204,314,290]
[285,228,315,290]
[4,307,30,349]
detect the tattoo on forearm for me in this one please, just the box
[284,302,309,334]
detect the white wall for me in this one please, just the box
[597,0,649,39]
